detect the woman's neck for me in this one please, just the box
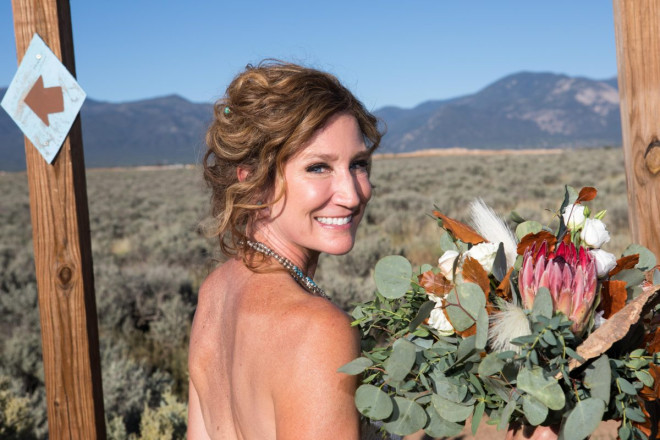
[251,227,319,277]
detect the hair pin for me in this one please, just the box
[223,106,231,115]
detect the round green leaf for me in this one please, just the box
[584,355,611,405]
[623,244,657,271]
[432,394,473,422]
[375,255,412,299]
[516,220,543,240]
[445,282,486,331]
[497,399,517,430]
[337,357,373,375]
[558,398,605,440]
[383,397,427,436]
[434,378,467,403]
[386,339,416,381]
[522,395,548,426]
[475,307,489,350]
[355,384,393,420]
[478,352,505,377]
[517,367,565,410]
[424,406,464,438]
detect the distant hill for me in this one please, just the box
[375,72,621,152]
[0,92,212,171]
[0,72,621,171]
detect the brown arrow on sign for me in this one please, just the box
[24,75,64,126]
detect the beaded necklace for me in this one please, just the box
[245,240,329,300]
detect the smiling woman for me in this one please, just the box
[188,60,382,440]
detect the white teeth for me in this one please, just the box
[316,216,352,225]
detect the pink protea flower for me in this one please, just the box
[519,241,598,334]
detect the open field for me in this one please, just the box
[0,146,631,438]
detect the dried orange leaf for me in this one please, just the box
[647,328,660,354]
[577,187,597,203]
[433,210,485,245]
[418,270,453,297]
[640,364,660,401]
[608,254,640,277]
[599,280,628,319]
[569,284,660,370]
[495,267,514,301]
[463,257,490,296]
[517,231,557,256]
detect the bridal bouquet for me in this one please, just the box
[340,187,660,440]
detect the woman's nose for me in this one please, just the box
[334,171,362,208]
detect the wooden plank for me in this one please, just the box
[613,0,660,258]
[9,1,106,439]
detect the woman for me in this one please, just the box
[187,61,382,439]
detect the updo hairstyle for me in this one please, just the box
[203,60,382,260]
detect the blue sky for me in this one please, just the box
[1,1,616,110]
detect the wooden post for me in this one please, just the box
[9,1,106,439]
[613,0,660,258]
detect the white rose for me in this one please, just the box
[590,248,617,278]
[465,242,499,273]
[428,298,455,335]
[562,203,587,229]
[580,218,611,248]
[437,250,459,281]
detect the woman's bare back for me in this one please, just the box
[187,259,360,440]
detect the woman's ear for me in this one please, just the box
[237,166,250,182]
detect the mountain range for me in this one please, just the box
[0,72,622,171]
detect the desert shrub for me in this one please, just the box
[0,147,638,438]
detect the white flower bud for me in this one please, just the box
[428,298,455,335]
[562,204,587,230]
[580,218,611,248]
[590,248,617,278]
[465,242,499,273]
[437,250,459,281]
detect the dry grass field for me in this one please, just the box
[0,146,632,439]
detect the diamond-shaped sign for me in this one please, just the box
[1,33,86,164]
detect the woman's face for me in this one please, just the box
[266,113,372,257]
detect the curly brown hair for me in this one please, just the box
[203,60,382,260]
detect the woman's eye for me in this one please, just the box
[350,160,370,172]
[306,163,329,173]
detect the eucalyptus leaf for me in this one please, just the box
[445,283,486,331]
[510,210,526,224]
[517,366,565,410]
[424,407,464,438]
[409,300,436,332]
[497,399,517,430]
[584,355,611,405]
[522,395,548,426]
[653,268,660,285]
[516,221,543,241]
[386,339,416,381]
[431,394,473,423]
[617,377,637,395]
[478,352,505,377]
[475,307,489,350]
[532,288,553,319]
[440,231,459,253]
[420,263,433,273]
[635,370,654,388]
[472,401,485,435]
[355,384,393,420]
[558,398,605,440]
[375,255,412,299]
[623,244,657,271]
[383,397,427,436]
[492,242,507,281]
[338,357,373,375]
[434,377,467,403]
